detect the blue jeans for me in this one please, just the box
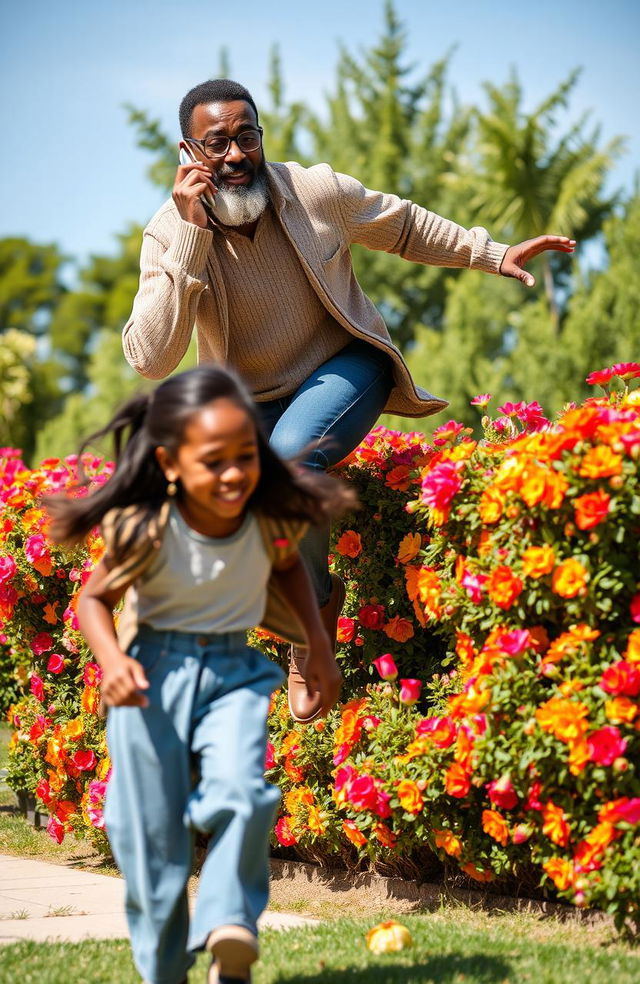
[104,625,285,984]
[257,338,393,606]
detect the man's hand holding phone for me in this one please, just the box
[173,142,218,229]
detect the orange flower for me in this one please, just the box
[567,737,590,775]
[540,470,568,509]
[521,545,555,578]
[535,697,590,743]
[43,602,59,625]
[578,445,623,479]
[486,565,523,610]
[81,685,99,715]
[284,786,314,814]
[382,616,414,643]
[478,487,505,524]
[64,719,84,741]
[396,780,424,814]
[605,697,638,724]
[542,801,571,847]
[444,762,471,798]
[397,532,422,564]
[335,530,362,558]
[482,808,510,845]
[342,819,367,847]
[552,558,588,598]
[373,822,398,849]
[433,829,462,858]
[385,465,411,491]
[461,862,494,882]
[306,804,326,835]
[455,631,476,667]
[334,708,365,748]
[574,489,611,530]
[545,624,600,664]
[624,629,640,664]
[543,857,573,891]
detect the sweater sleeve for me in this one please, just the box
[334,171,509,275]
[122,209,214,379]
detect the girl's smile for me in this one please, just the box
[157,397,261,538]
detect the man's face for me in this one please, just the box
[189,99,264,190]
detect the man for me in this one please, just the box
[123,78,575,725]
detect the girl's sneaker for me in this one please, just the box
[206,924,258,983]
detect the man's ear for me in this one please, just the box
[155,446,177,482]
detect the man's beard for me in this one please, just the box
[214,165,269,227]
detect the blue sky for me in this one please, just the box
[1,0,638,264]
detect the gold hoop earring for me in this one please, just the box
[167,481,178,497]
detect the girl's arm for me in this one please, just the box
[271,552,342,717]
[77,560,150,708]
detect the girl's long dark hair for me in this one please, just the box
[47,365,357,544]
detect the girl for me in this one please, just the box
[47,365,355,984]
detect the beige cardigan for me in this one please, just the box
[123,162,509,418]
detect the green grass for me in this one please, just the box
[0,911,638,984]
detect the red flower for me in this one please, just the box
[487,776,519,810]
[587,726,628,766]
[599,797,640,826]
[417,715,457,748]
[586,366,618,387]
[358,604,386,630]
[46,815,65,844]
[600,660,640,697]
[631,593,640,624]
[31,632,54,656]
[574,489,611,530]
[336,616,356,643]
[264,741,275,771]
[335,530,362,558]
[47,653,66,675]
[372,654,398,681]
[72,749,97,772]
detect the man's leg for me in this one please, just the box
[260,339,393,719]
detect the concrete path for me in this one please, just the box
[0,854,316,945]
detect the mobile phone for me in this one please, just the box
[178,142,217,212]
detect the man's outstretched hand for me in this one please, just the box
[500,236,576,287]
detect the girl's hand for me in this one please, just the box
[101,655,150,708]
[304,633,343,718]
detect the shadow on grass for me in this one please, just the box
[272,952,512,983]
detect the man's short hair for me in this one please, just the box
[179,80,259,137]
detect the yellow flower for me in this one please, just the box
[521,545,555,578]
[366,921,412,954]
[543,857,573,891]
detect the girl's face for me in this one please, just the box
[157,398,261,538]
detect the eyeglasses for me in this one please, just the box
[185,128,263,160]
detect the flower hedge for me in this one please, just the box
[2,365,640,932]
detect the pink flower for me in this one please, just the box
[497,401,526,418]
[587,726,628,766]
[399,679,422,705]
[0,555,17,584]
[631,593,640,624]
[600,798,640,825]
[421,460,464,513]
[493,629,533,656]
[46,815,65,844]
[373,654,398,681]
[611,362,640,381]
[460,570,487,603]
[432,420,465,446]
[275,816,297,846]
[30,674,45,702]
[24,534,51,565]
[512,824,532,844]
[487,776,519,810]
[83,663,103,686]
[46,653,65,674]
[264,741,276,771]
[417,715,456,748]
[31,632,54,656]
[470,393,492,408]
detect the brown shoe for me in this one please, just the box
[287,573,346,723]
[206,925,258,983]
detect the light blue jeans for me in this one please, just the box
[258,338,393,607]
[104,625,285,984]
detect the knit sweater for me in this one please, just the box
[123,161,509,419]
[214,206,349,399]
